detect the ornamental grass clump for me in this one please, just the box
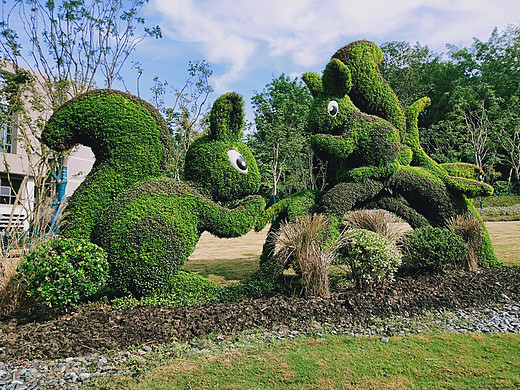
[343,209,410,245]
[336,229,402,291]
[447,214,482,271]
[273,214,344,298]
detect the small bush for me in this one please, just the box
[401,226,468,273]
[217,277,275,302]
[492,181,511,196]
[447,215,482,271]
[336,229,402,291]
[343,209,410,244]
[17,238,109,307]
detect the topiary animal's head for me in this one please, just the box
[184,92,261,202]
[303,58,361,137]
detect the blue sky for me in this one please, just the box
[10,0,520,124]
[128,0,520,124]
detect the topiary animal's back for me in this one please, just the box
[42,89,173,241]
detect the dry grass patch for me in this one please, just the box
[485,221,520,266]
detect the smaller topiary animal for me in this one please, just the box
[303,58,404,184]
[97,92,265,296]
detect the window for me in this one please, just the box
[0,174,22,205]
[0,99,14,153]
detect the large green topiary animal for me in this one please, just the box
[98,93,265,295]
[43,91,265,296]
[301,41,497,265]
[256,41,497,280]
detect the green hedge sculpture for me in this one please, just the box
[42,89,173,241]
[43,91,265,296]
[256,40,497,281]
[300,40,497,266]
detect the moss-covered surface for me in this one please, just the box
[98,178,265,296]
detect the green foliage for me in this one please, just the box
[303,57,401,187]
[247,74,316,198]
[389,166,460,226]
[333,40,406,135]
[477,194,520,207]
[401,226,468,273]
[465,198,501,267]
[216,277,275,302]
[98,178,265,297]
[441,163,484,180]
[303,40,497,266]
[44,90,264,298]
[110,271,220,309]
[42,89,173,241]
[185,92,261,202]
[17,238,109,307]
[208,91,244,142]
[381,27,520,186]
[336,229,402,291]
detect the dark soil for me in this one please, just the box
[1,267,519,363]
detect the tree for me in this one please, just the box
[248,74,320,198]
[1,0,161,105]
[500,96,520,188]
[150,60,213,180]
[381,26,520,183]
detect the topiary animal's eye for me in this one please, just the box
[328,100,339,117]
[227,150,248,173]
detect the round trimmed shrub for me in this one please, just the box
[17,238,109,307]
[401,226,468,273]
[336,229,402,291]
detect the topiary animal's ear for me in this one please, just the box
[302,72,322,98]
[209,92,244,141]
[322,58,352,97]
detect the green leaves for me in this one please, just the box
[17,238,109,307]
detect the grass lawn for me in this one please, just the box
[93,333,520,389]
[485,221,520,266]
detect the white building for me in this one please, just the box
[0,62,94,231]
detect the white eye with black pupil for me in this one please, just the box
[227,150,248,173]
[328,100,339,117]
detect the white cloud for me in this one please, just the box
[149,0,520,92]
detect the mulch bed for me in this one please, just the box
[1,267,519,363]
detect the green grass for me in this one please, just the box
[474,194,520,208]
[183,256,260,285]
[91,333,520,389]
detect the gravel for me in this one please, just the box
[1,302,519,389]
